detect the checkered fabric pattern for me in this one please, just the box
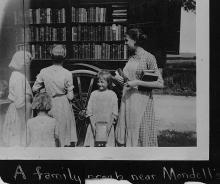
[138,96,158,147]
[136,49,159,146]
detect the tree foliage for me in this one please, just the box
[169,0,196,13]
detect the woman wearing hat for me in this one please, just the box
[32,45,77,147]
[3,50,33,146]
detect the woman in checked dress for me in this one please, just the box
[115,28,164,147]
[32,45,77,147]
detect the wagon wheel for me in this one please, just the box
[72,63,101,73]
[71,63,123,100]
[71,70,98,146]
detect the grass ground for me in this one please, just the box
[154,94,196,147]
[158,129,196,147]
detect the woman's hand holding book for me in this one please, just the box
[114,71,124,84]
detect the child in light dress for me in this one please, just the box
[84,70,118,147]
[27,92,59,147]
[3,51,33,147]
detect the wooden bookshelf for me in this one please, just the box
[14,0,129,64]
[1,0,176,72]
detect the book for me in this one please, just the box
[113,69,158,88]
[138,70,158,91]
[141,70,158,82]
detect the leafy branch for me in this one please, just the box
[169,0,196,13]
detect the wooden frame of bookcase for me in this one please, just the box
[13,0,129,71]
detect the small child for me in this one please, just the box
[27,92,59,147]
[3,51,33,147]
[84,70,118,147]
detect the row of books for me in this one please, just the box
[72,25,127,41]
[16,27,66,42]
[15,25,126,42]
[72,43,127,60]
[14,8,66,25]
[71,7,106,23]
[16,43,128,60]
[16,44,53,59]
[13,5,128,25]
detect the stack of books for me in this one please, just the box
[112,4,128,22]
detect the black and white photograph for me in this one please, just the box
[0,0,208,160]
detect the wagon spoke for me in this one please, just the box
[77,76,83,107]
[85,78,94,107]
[76,123,81,133]
[74,99,83,110]
[71,70,100,146]
[76,120,83,135]
[72,108,79,113]
[71,101,81,111]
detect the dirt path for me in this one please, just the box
[154,95,196,132]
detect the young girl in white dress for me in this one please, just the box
[3,51,33,147]
[32,45,77,147]
[27,92,59,147]
[84,70,118,147]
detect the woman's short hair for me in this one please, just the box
[51,44,66,63]
[8,50,32,71]
[126,28,147,47]
[97,70,113,89]
[32,92,52,112]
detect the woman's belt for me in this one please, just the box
[125,86,152,95]
[53,94,66,98]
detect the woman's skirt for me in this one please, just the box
[116,88,158,147]
[49,95,77,146]
[2,103,27,146]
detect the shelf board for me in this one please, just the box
[70,40,125,43]
[16,41,67,44]
[32,59,127,62]
[15,23,67,27]
[79,0,128,6]
[15,22,128,26]
[71,21,128,25]
[66,59,128,62]
[17,41,125,44]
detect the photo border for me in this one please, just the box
[0,0,209,160]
